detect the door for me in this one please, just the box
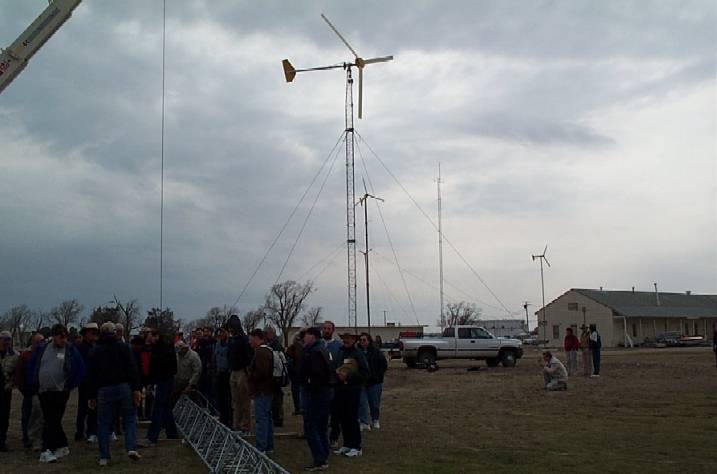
[472,327,500,357]
[456,327,479,357]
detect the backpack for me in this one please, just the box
[261,345,289,387]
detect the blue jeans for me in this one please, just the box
[301,386,332,466]
[592,349,601,375]
[146,379,177,442]
[97,383,137,459]
[358,383,383,425]
[254,394,274,452]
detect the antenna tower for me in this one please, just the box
[282,14,393,328]
[437,163,445,329]
[532,244,551,344]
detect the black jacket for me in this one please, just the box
[300,340,332,389]
[336,345,369,390]
[87,334,141,398]
[229,334,253,371]
[149,338,177,383]
[362,345,387,385]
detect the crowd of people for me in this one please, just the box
[0,318,389,471]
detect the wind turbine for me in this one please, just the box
[532,245,551,345]
[282,14,393,328]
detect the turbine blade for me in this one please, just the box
[282,59,296,83]
[363,55,394,65]
[543,244,548,255]
[321,13,359,58]
[358,66,363,119]
[543,256,551,267]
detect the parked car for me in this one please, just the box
[399,326,524,368]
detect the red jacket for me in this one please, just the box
[564,334,580,351]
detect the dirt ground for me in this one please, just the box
[2,347,715,473]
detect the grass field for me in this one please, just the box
[2,347,715,473]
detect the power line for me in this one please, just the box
[274,139,343,284]
[230,131,345,308]
[355,138,420,325]
[355,131,513,316]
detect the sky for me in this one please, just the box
[1,0,715,330]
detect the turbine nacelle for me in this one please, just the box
[282,14,394,119]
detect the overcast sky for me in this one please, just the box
[1,0,715,329]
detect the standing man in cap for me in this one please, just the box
[139,328,178,447]
[76,322,99,443]
[320,321,342,448]
[0,331,18,451]
[333,333,368,458]
[212,327,232,427]
[248,329,274,454]
[300,327,333,471]
[229,321,253,434]
[87,322,142,466]
[28,324,85,463]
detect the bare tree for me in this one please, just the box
[1,304,32,346]
[89,305,120,325]
[114,296,141,335]
[29,308,50,333]
[242,308,264,334]
[299,306,323,328]
[51,299,84,329]
[265,280,314,347]
[144,307,177,339]
[440,301,482,327]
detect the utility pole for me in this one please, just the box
[523,302,531,332]
[582,306,587,328]
[383,310,387,326]
[358,182,383,336]
[532,245,550,344]
[437,163,445,330]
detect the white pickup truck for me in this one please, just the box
[399,325,524,368]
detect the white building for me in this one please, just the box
[479,319,528,338]
[535,288,717,348]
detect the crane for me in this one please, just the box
[0,0,82,95]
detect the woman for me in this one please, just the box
[357,333,387,431]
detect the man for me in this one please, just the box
[28,324,85,463]
[0,331,18,451]
[579,326,592,377]
[196,328,215,405]
[248,329,274,454]
[589,324,602,378]
[75,322,99,443]
[542,351,568,391]
[286,331,305,415]
[139,329,178,446]
[333,333,368,458]
[174,340,201,396]
[15,332,45,450]
[229,323,253,434]
[321,321,343,448]
[300,327,333,471]
[212,327,232,427]
[115,323,126,343]
[87,322,142,466]
[563,327,580,376]
[265,326,284,428]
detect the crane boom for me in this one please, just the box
[0,0,82,95]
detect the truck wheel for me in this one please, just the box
[500,351,517,367]
[418,351,436,366]
[486,358,499,367]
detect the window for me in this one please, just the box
[458,328,472,339]
[632,323,638,337]
[442,327,455,338]
[568,303,578,311]
[553,325,560,339]
[472,328,493,339]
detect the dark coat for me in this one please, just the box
[248,345,274,396]
[229,334,253,371]
[299,340,332,389]
[362,344,387,385]
[87,334,141,398]
[336,345,369,390]
[149,338,177,383]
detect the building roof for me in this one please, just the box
[572,289,717,318]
